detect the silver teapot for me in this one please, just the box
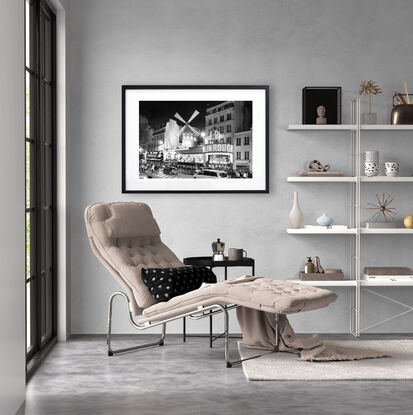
[212,238,225,261]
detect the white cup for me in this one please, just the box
[385,162,399,177]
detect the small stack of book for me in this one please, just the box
[362,267,413,281]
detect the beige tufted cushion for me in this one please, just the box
[85,202,184,313]
[139,277,337,323]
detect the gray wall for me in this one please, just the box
[0,0,25,413]
[68,0,413,334]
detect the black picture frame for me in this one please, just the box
[302,87,342,124]
[122,85,269,193]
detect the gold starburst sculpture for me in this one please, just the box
[366,193,397,222]
[360,80,382,113]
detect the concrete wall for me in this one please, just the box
[68,0,413,334]
[0,1,25,413]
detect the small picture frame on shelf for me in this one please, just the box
[302,87,342,124]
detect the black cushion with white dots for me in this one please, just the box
[141,266,217,303]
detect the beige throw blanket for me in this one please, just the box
[236,307,389,361]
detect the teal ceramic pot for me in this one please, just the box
[316,213,333,226]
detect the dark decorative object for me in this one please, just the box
[391,94,413,125]
[141,266,217,303]
[122,85,269,193]
[302,87,342,125]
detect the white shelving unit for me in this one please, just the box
[286,177,357,183]
[360,280,413,286]
[286,99,413,337]
[287,176,413,182]
[360,176,413,182]
[286,228,357,235]
[290,280,357,287]
[361,125,413,131]
[287,124,356,131]
[287,124,413,131]
[360,228,413,234]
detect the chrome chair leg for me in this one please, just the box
[107,292,166,356]
[223,308,280,368]
[105,291,279,367]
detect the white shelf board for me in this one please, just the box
[287,124,413,131]
[360,176,413,182]
[287,124,356,131]
[360,228,413,234]
[287,176,356,182]
[361,124,413,131]
[287,228,356,234]
[289,279,357,287]
[291,279,413,287]
[361,280,413,286]
[287,176,413,182]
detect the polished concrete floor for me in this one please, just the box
[21,334,413,415]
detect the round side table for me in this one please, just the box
[182,256,255,347]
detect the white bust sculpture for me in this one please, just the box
[316,105,327,125]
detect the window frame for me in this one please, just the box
[25,0,57,372]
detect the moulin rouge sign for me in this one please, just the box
[203,144,233,153]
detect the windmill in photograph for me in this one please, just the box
[174,110,200,148]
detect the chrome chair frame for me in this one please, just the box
[107,291,280,367]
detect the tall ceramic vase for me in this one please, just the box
[289,191,303,229]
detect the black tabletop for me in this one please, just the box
[183,256,254,267]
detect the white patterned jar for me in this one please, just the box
[385,162,399,177]
[365,161,379,176]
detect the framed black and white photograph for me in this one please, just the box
[122,85,269,193]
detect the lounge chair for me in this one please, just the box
[85,202,337,367]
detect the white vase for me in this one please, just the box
[289,191,303,229]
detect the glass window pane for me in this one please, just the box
[26,211,31,279]
[26,282,31,350]
[25,1,30,67]
[25,71,30,139]
[26,142,31,208]
[44,18,52,81]
[45,84,52,145]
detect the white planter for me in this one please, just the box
[365,161,379,176]
[363,113,377,125]
[288,191,303,229]
[385,162,399,177]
